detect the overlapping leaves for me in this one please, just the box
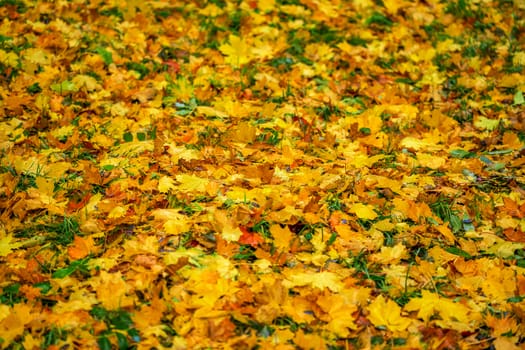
[0,0,525,348]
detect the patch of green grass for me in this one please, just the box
[99,6,123,20]
[347,36,368,47]
[366,12,393,28]
[256,128,281,145]
[90,306,140,349]
[42,327,68,349]
[168,195,208,215]
[345,251,387,289]
[232,316,275,338]
[228,9,243,34]
[197,125,224,146]
[382,230,396,247]
[270,56,295,72]
[433,53,454,71]
[16,172,38,191]
[252,219,271,239]
[314,104,343,121]
[0,283,23,306]
[325,193,343,212]
[0,0,28,13]
[126,61,150,79]
[94,46,113,65]
[423,21,449,44]
[309,22,340,43]
[15,216,80,246]
[445,0,480,20]
[286,30,313,65]
[52,257,91,279]
[0,163,47,192]
[154,7,177,20]
[273,316,311,332]
[429,195,462,234]
[467,193,493,224]
[375,57,395,69]
[26,82,42,94]
[288,221,324,242]
[233,245,257,261]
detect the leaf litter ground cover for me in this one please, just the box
[0,0,525,348]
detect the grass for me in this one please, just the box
[429,195,463,234]
[15,215,80,247]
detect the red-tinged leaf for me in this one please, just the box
[164,60,180,73]
[66,193,92,213]
[238,226,264,247]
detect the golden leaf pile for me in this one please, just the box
[1,0,525,348]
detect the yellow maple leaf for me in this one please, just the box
[158,175,176,193]
[0,234,21,257]
[195,106,229,119]
[350,203,378,220]
[71,74,101,91]
[399,136,435,151]
[474,116,500,131]
[23,48,50,65]
[316,294,358,336]
[0,305,9,322]
[108,205,127,219]
[370,243,408,264]
[485,241,525,258]
[53,289,98,313]
[283,271,343,292]
[175,174,208,193]
[163,248,201,265]
[416,152,446,169]
[50,125,75,140]
[93,271,133,310]
[109,140,154,157]
[164,218,190,235]
[367,295,412,332]
[270,224,293,251]
[219,34,251,67]
[0,303,33,344]
[258,0,275,12]
[200,254,238,280]
[404,290,441,322]
[383,0,403,14]
[0,49,18,67]
[405,290,479,331]
[221,222,243,242]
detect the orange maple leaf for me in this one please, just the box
[68,235,96,260]
[238,226,265,246]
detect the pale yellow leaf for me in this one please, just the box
[283,271,343,292]
[158,176,176,193]
[221,223,243,242]
[0,49,18,67]
[164,218,190,235]
[0,234,21,257]
[219,34,251,67]
[370,243,408,264]
[417,153,446,169]
[350,203,377,220]
[175,174,208,193]
[485,241,525,258]
[72,74,101,91]
[108,205,127,219]
[474,116,500,131]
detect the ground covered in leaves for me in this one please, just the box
[1,0,525,348]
